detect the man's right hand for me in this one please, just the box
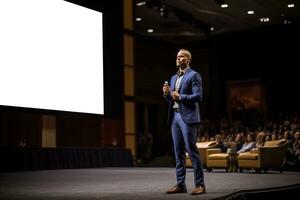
[162,82,170,95]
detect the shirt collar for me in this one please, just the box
[177,67,190,77]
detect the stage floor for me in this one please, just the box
[1,168,300,200]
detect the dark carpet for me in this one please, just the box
[1,168,300,200]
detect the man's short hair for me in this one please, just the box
[179,49,192,61]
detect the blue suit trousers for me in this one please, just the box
[171,112,205,187]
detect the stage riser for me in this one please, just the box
[1,147,133,172]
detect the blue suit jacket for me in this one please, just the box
[164,68,203,125]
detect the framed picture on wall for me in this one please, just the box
[227,79,266,119]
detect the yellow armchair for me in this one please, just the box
[206,148,230,172]
[186,141,217,168]
[238,139,288,173]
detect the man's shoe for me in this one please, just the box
[166,185,187,194]
[191,186,206,195]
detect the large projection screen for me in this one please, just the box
[0,0,104,115]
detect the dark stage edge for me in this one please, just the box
[1,168,300,200]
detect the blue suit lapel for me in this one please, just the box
[171,75,177,91]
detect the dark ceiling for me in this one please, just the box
[135,0,300,44]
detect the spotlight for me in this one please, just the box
[247,10,254,15]
[136,1,146,7]
[160,9,169,18]
[143,1,213,35]
[281,14,293,25]
[215,0,228,8]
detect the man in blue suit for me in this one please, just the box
[163,49,206,195]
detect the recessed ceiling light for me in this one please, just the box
[136,17,142,22]
[247,10,254,15]
[147,29,154,33]
[221,4,228,8]
[210,27,214,31]
[288,4,295,8]
[136,1,146,7]
[260,17,270,22]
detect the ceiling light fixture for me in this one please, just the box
[136,17,142,22]
[145,1,169,18]
[287,4,295,8]
[260,17,269,22]
[215,0,228,8]
[247,10,254,15]
[160,8,169,18]
[281,13,293,25]
[136,1,146,7]
[147,29,154,33]
[144,0,213,35]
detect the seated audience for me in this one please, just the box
[256,131,266,148]
[237,132,256,154]
[214,134,227,153]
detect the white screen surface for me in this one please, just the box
[0,0,104,115]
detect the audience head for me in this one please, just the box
[256,132,266,147]
[247,132,255,142]
[215,134,222,143]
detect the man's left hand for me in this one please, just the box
[172,91,180,101]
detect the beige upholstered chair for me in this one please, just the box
[238,139,288,173]
[186,141,217,168]
[206,148,230,172]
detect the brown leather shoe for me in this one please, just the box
[191,186,206,195]
[166,185,187,194]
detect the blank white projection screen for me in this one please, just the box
[0,0,104,115]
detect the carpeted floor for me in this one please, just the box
[1,168,300,200]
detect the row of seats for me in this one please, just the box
[186,139,288,173]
